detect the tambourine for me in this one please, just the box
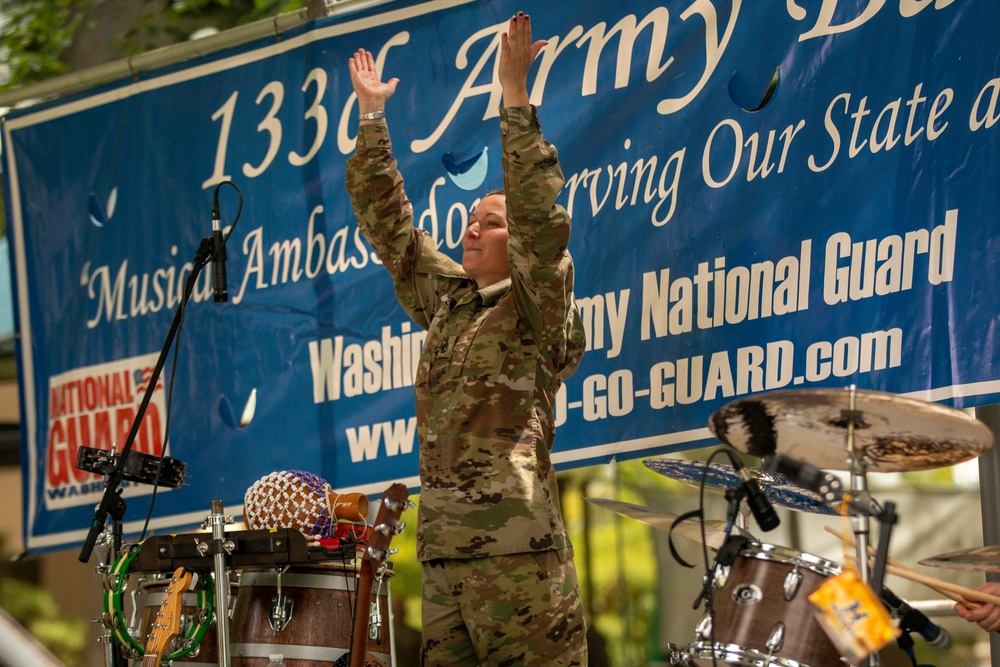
[101,544,214,661]
[77,446,188,489]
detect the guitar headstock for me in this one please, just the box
[144,567,192,663]
[363,483,410,566]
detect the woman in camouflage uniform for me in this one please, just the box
[345,12,588,666]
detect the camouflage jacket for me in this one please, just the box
[345,106,585,560]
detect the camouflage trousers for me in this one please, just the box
[420,549,588,666]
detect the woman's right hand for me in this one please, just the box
[348,49,399,116]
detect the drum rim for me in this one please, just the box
[738,542,840,576]
[687,640,815,667]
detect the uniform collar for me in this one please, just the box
[453,277,511,308]
[477,278,511,305]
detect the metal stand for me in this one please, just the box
[79,237,213,566]
[97,493,127,667]
[841,385,891,667]
[204,500,235,667]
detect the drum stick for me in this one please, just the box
[824,526,983,609]
[882,564,1000,607]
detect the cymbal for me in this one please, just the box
[583,496,751,549]
[918,545,1000,572]
[709,388,993,472]
[642,458,839,515]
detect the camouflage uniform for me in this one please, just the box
[346,105,587,666]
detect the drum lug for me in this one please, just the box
[712,564,730,590]
[766,621,785,652]
[269,593,294,633]
[783,566,803,600]
[268,566,294,633]
[694,612,713,640]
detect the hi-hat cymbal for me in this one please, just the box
[709,388,993,472]
[642,458,839,515]
[583,496,751,549]
[918,545,1000,572]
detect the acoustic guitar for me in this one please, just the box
[348,483,409,667]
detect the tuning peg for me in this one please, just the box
[394,522,407,535]
[374,522,393,536]
[383,498,401,512]
[367,545,385,560]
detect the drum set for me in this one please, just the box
[80,459,411,667]
[83,385,997,667]
[591,386,997,667]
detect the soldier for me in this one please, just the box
[345,11,588,666]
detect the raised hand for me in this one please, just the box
[348,49,399,117]
[498,12,547,108]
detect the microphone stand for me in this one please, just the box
[691,486,744,612]
[79,236,212,564]
[78,237,213,666]
[79,237,212,667]
[894,630,919,667]
[869,500,897,597]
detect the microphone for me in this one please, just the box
[727,453,780,531]
[211,189,228,303]
[762,454,879,517]
[881,587,952,651]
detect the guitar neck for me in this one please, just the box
[349,483,408,667]
[349,560,376,666]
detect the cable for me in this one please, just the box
[137,181,243,542]
[697,448,734,667]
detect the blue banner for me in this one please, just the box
[4,0,1000,552]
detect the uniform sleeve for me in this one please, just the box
[500,106,586,381]
[346,123,467,329]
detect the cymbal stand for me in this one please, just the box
[843,386,873,585]
[842,385,899,667]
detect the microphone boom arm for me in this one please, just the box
[78,237,214,564]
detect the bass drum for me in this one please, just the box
[230,563,393,666]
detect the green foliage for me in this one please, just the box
[0,0,95,88]
[0,0,309,91]
[115,0,308,56]
[0,578,88,665]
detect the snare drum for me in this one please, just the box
[687,542,842,667]
[230,564,393,666]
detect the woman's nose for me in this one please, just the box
[466,221,480,238]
